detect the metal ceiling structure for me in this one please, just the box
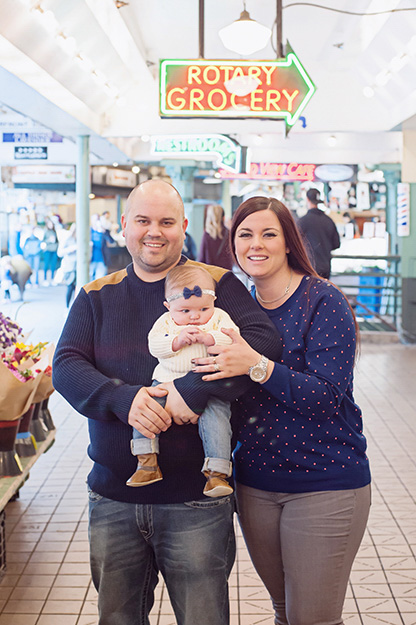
[1,0,416,166]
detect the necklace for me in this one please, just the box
[256,268,293,304]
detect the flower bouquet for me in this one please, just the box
[15,404,37,458]
[32,346,55,406]
[0,342,42,475]
[1,341,55,441]
[0,341,48,422]
[0,313,57,475]
[0,314,56,476]
[30,343,55,437]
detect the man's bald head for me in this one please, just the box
[125,179,185,221]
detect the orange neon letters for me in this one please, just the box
[166,87,299,113]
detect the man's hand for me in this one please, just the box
[128,386,171,438]
[157,381,200,425]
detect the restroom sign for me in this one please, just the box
[159,46,315,128]
[151,134,246,173]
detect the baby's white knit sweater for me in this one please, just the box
[148,308,239,383]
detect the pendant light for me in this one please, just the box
[219,2,272,56]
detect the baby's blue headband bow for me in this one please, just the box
[166,285,216,303]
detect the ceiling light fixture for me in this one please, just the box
[375,70,391,87]
[219,1,272,56]
[224,75,260,96]
[32,5,60,32]
[115,1,129,8]
[203,177,222,184]
[363,86,374,98]
[56,32,77,55]
[327,135,337,147]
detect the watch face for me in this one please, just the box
[250,366,265,382]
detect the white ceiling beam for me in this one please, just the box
[0,66,132,164]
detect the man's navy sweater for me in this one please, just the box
[52,260,282,504]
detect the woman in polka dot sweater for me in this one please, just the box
[194,196,371,625]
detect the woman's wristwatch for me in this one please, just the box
[248,355,269,383]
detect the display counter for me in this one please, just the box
[331,236,401,330]
[0,429,55,512]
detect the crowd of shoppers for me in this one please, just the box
[0,210,126,302]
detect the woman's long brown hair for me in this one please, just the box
[229,196,360,356]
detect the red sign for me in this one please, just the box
[219,162,317,181]
[160,51,315,128]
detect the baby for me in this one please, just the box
[127,264,239,497]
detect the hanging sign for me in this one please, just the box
[397,182,410,237]
[3,131,62,143]
[219,162,316,181]
[11,165,75,183]
[159,46,315,129]
[151,134,248,173]
[105,168,137,187]
[14,146,48,160]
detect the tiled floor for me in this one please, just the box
[1,288,416,624]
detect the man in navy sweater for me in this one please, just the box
[53,179,281,625]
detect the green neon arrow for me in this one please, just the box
[151,134,244,173]
[283,41,315,133]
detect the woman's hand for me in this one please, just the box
[192,328,262,381]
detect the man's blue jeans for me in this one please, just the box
[88,488,236,625]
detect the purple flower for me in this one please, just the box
[0,312,22,349]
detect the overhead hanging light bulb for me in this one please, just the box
[219,2,272,56]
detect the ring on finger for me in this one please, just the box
[214,362,220,372]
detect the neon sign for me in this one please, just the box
[151,134,248,173]
[160,47,315,128]
[219,162,317,181]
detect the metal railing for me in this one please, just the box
[233,254,402,331]
[331,254,401,331]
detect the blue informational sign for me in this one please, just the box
[397,182,410,237]
[14,146,48,159]
[3,131,62,143]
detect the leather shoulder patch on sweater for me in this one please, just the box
[184,259,228,283]
[83,268,128,293]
